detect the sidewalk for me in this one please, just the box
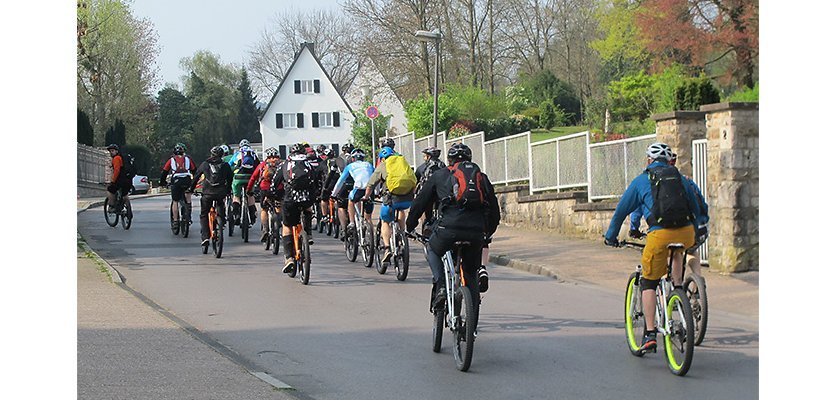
[488,224,759,322]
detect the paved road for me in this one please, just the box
[78,196,758,399]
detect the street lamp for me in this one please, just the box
[415,29,442,148]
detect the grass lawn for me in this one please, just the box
[530,126,590,143]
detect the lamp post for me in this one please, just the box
[415,29,442,148]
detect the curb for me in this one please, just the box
[77,232,124,284]
[489,254,564,282]
[77,193,167,214]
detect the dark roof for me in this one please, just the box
[259,42,355,122]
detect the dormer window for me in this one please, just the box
[294,79,321,94]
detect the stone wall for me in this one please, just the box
[701,103,759,273]
[652,111,707,175]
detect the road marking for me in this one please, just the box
[252,372,293,390]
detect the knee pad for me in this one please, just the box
[640,277,660,291]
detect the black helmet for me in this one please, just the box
[210,146,224,157]
[316,144,327,154]
[174,142,186,155]
[323,148,334,158]
[421,146,441,159]
[341,143,355,153]
[106,143,119,151]
[290,143,305,155]
[447,143,472,162]
[380,137,395,150]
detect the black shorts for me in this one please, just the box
[349,190,374,214]
[282,200,313,227]
[261,192,282,210]
[107,181,131,196]
[170,176,193,201]
[337,185,351,209]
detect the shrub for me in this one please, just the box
[405,94,460,138]
[724,82,759,102]
[539,101,556,129]
[445,84,506,120]
[674,76,721,111]
[447,122,472,139]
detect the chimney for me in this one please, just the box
[303,42,315,56]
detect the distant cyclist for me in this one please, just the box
[406,143,500,329]
[189,146,233,248]
[228,139,261,228]
[247,147,284,243]
[603,142,704,355]
[273,143,320,274]
[331,148,375,233]
[325,143,355,239]
[414,146,446,233]
[159,143,196,231]
[105,144,132,214]
[363,147,417,263]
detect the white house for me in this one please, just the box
[344,60,408,137]
[259,43,355,158]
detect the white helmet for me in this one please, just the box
[646,142,673,161]
[239,139,251,148]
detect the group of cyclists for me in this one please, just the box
[102,135,709,370]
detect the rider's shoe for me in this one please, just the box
[171,220,180,230]
[478,265,489,293]
[640,331,658,354]
[433,285,447,312]
[108,206,117,213]
[382,246,392,262]
[201,239,210,247]
[260,232,268,243]
[282,258,295,274]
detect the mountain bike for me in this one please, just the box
[683,268,708,346]
[240,192,254,243]
[226,193,235,237]
[195,193,224,258]
[286,213,311,285]
[372,200,409,281]
[102,183,132,230]
[345,199,374,267]
[621,240,695,376]
[408,232,477,372]
[325,197,340,238]
[169,198,191,238]
[263,197,282,256]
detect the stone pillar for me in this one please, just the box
[700,102,759,273]
[651,111,707,176]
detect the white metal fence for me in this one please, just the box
[77,143,109,185]
[692,139,709,263]
[587,134,657,201]
[413,131,446,166]
[389,131,416,167]
[529,132,589,193]
[483,131,532,185]
[444,131,485,168]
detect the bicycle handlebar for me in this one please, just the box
[619,240,645,249]
[405,231,428,244]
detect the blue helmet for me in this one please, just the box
[378,147,396,160]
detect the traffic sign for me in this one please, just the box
[365,105,379,120]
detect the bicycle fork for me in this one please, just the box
[442,251,458,330]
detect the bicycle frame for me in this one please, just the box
[441,247,466,328]
[625,242,688,341]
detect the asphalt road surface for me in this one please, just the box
[78,196,758,399]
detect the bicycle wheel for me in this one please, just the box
[432,306,444,353]
[264,214,272,251]
[452,286,476,372]
[170,203,179,235]
[375,223,387,274]
[213,223,224,258]
[345,226,358,262]
[664,288,695,376]
[362,221,375,268]
[299,230,311,285]
[227,200,235,237]
[121,202,132,230]
[272,220,281,255]
[395,231,409,281]
[624,271,645,357]
[180,201,189,238]
[104,197,119,227]
[683,274,708,346]
[241,206,250,242]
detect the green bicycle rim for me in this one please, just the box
[664,293,685,370]
[625,275,641,352]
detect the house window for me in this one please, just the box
[294,79,321,94]
[312,111,340,128]
[282,113,297,128]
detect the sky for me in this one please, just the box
[131,0,342,95]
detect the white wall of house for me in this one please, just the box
[344,61,408,137]
[260,44,355,157]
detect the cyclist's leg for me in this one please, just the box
[347,199,356,227]
[380,203,394,247]
[281,202,302,268]
[199,195,212,241]
[460,241,484,326]
[171,178,185,221]
[215,195,226,226]
[686,251,702,278]
[302,205,313,236]
[260,196,270,238]
[246,181,257,222]
[363,196,374,223]
[183,178,193,221]
[106,184,117,210]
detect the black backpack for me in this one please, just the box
[647,165,694,228]
[285,159,316,191]
[417,159,445,193]
[444,161,487,210]
[205,161,226,187]
[122,153,137,180]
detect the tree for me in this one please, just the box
[77,0,159,145]
[153,86,193,164]
[104,119,126,146]
[519,70,581,125]
[539,101,557,129]
[236,69,260,143]
[77,108,95,146]
[181,52,241,158]
[636,0,758,89]
[404,93,460,137]
[351,100,394,150]
[591,0,650,81]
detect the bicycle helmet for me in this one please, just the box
[106,143,119,151]
[301,141,310,148]
[380,137,395,150]
[421,146,441,158]
[646,142,673,161]
[210,146,224,157]
[174,143,186,155]
[220,144,230,155]
[378,147,395,159]
[316,144,327,154]
[239,139,251,148]
[323,148,334,158]
[265,147,279,157]
[447,143,472,162]
[290,143,305,155]
[350,149,366,161]
[341,143,355,154]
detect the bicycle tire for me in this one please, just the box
[664,288,695,376]
[121,202,132,230]
[180,201,189,238]
[241,206,250,242]
[227,200,235,237]
[264,214,272,251]
[452,286,476,372]
[395,231,409,281]
[624,271,645,357]
[362,221,375,268]
[345,226,358,262]
[683,274,708,346]
[104,197,119,227]
[299,230,311,285]
[213,222,224,258]
[170,202,179,235]
[272,220,281,255]
[375,223,387,274]
[432,307,444,353]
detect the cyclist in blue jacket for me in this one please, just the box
[331,149,375,232]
